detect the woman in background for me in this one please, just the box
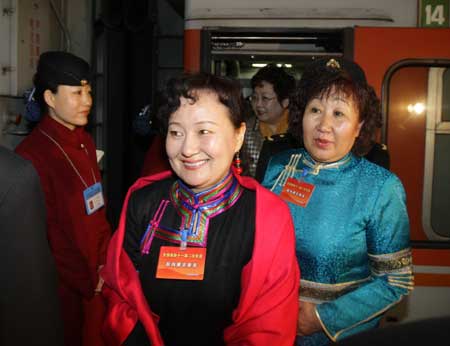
[263,58,413,346]
[15,51,111,346]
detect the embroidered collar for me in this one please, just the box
[270,149,353,191]
[301,150,352,175]
[170,172,243,246]
[174,172,237,206]
[140,171,243,252]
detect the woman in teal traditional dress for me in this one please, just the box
[262,58,414,346]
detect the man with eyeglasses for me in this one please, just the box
[242,64,297,180]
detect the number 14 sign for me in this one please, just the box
[419,0,450,27]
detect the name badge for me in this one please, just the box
[280,177,315,207]
[156,246,206,280]
[83,182,105,215]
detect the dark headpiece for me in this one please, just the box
[301,57,367,86]
[36,51,91,86]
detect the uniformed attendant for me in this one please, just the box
[15,51,111,346]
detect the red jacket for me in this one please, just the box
[15,116,111,298]
[101,171,300,346]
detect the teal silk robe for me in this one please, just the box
[262,148,413,346]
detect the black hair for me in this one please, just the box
[157,72,244,133]
[251,64,296,103]
[289,58,382,156]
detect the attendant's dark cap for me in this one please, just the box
[302,57,367,86]
[37,51,91,86]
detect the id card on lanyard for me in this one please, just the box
[83,182,105,215]
[39,129,105,215]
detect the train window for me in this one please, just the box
[443,68,450,122]
[426,67,450,238]
[430,133,450,237]
[385,62,450,242]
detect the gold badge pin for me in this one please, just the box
[326,59,341,70]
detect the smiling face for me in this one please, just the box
[302,89,363,163]
[44,84,92,130]
[251,81,288,126]
[166,90,246,192]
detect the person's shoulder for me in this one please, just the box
[364,142,390,170]
[253,185,293,230]
[1,146,37,177]
[255,182,282,201]
[14,126,47,158]
[1,146,25,170]
[260,148,302,187]
[266,147,301,169]
[0,146,40,198]
[251,179,290,212]
[356,156,404,189]
[130,176,175,201]
[262,133,299,156]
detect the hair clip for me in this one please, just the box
[24,87,42,122]
[326,59,341,70]
[27,87,36,102]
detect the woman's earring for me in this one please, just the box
[234,152,242,175]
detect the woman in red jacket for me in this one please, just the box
[15,51,111,346]
[101,73,299,346]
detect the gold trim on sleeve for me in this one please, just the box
[314,306,336,342]
[300,277,371,303]
[369,248,413,274]
[333,296,404,340]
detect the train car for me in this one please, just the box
[0,0,448,329]
[182,0,450,324]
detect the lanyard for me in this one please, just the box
[39,129,97,189]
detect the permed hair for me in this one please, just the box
[157,72,244,133]
[289,58,382,156]
[251,64,296,103]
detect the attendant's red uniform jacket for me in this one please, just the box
[101,170,300,346]
[16,115,111,298]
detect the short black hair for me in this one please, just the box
[157,72,244,134]
[251,64,296,103]
[289,58,382,156]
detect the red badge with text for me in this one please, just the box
[280,177,315,207]
[156,246,206,280]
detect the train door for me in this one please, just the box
[354,27,450,322]
[185,27,353,96]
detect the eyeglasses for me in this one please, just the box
[249,95,277,104]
